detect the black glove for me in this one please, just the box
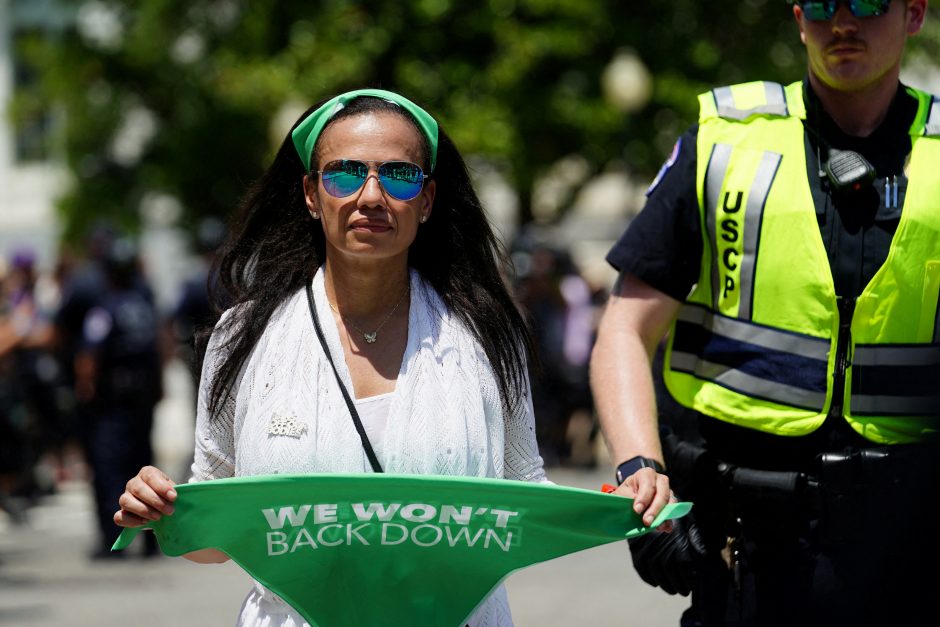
[627,512,707,596]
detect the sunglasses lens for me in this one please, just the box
[320,160,425,200]
[852,0,890,17]
[378,162,425,201]
[322,160,368,198]
[800,0,890,20]
[801,1,835,20]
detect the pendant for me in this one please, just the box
[363,332,377,343]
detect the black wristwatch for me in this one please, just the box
[616,456,665,485]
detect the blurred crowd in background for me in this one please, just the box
[0,220,609,559]
[0,220,221,557]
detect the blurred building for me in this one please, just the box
[0,0,68,270]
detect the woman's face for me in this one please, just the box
[303,111,436,267]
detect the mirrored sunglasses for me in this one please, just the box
[318,160,428,201]
[799,0,891,21]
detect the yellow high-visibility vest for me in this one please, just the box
[663,80,940,444]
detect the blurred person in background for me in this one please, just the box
[0,250,62,518]
[52,226,114,465]
[162,216,228,479]
[591,1,939,625]
[514,240,598,467]
[0,257,31,522]
[76,238,162,559]
[166,216,227,394]
[51,225,156,485]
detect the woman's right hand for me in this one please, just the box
[113,465,230,564]
[114,465,178,528]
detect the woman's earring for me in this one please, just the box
[312,212,319,219]
[420,215,427,223]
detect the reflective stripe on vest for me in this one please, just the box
[671,304,829,410]
[851,344,940,417]
[704,144,781,318]
[925,96,940,137]
[712,82,789,121]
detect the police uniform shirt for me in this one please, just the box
[605,79,920,471]
[81,289,161,406]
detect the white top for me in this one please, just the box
[190,267,547,627]
[354,391,393,453]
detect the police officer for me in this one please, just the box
[167,216,226,390]
[76,238,162,558]
[591,1,938,625]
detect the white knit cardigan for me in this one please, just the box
[191,267,547,627]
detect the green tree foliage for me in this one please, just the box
[12,0,940,242]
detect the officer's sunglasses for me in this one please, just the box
[318,159,428,201]
[798,0,891,21]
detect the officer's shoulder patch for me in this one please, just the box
[83,307,113,343]
[645,137,682,197]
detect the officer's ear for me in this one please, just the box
[793,4,808,45]
[906,0,927,36]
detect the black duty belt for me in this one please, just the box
[667,436,940,545]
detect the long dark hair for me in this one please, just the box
[205,94,535,418]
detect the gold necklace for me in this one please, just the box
[328,286,408,344]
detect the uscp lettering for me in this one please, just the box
[719,190,742,299]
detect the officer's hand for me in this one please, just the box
[114,465,177,528]
[613,468,672,527]
[627,512,706,596]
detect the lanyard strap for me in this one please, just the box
[305,282,384,473]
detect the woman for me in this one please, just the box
[114,88,546,626]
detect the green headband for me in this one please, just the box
[291,88,439,173]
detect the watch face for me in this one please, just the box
[616,457,663,484]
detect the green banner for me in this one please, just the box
[114,474,691,627]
